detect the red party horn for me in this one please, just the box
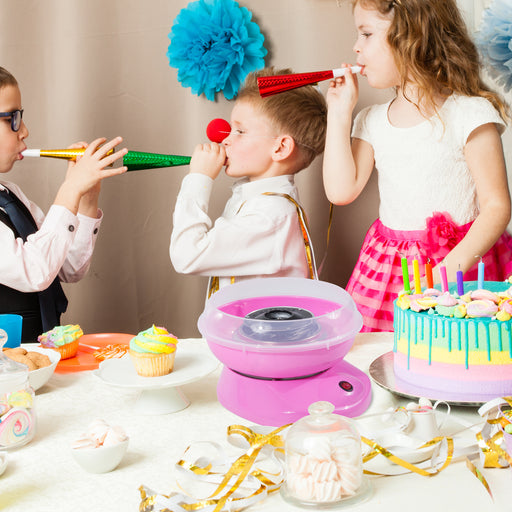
[257,66,362,98]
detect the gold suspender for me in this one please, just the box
[263,192,318,280]
[207,193,318,298]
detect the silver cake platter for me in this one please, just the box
[369,351,486,407]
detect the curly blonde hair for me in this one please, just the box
[237,67,327,170]
[351,0,510,122]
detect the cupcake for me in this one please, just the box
[129,325,178,377]
[38,324,83,359]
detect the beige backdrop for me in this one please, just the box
[0,0,510,338]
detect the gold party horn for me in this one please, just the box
[22,148,191,171]
[22,148,114,160]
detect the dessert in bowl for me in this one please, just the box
[71,419,129,473]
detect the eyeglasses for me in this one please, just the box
[0,109,24,132]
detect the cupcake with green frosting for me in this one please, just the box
[129,325,178,377]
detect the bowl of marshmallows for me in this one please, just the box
[71,419,129,473]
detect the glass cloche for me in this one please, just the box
[0,339,36,449]
[281,401,371,508]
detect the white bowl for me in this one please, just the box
[71,440,129,473]
[27,346,61,391]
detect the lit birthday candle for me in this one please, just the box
[401,256,411,294]
[477,256,485,289]
[456,266,464,296]
[413,258,421,294]
[425,259,434,289]
[439,265,448,293]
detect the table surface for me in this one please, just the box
[0,333,510,511]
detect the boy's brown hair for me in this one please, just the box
[237,67,327,170]
[0,67,18,89]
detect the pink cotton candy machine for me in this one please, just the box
[198,278,372,426]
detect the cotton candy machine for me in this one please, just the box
[198,278,372,426]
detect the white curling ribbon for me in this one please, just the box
[144,433,287,512]
[0,407,33,448]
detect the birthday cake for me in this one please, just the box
[393,280,512,401]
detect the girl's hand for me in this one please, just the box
[189,142,226,180]
[325,63,359,116]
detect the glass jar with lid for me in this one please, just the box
[0,340,36,449]
[281,401,371,508]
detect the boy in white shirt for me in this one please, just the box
[170,68,327,296]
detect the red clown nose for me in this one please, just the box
[206,118,231,143]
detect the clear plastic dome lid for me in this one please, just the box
[198,278,363,352]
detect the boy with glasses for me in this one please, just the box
[0,67,128,341]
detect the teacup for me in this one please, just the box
[405,399,450,441]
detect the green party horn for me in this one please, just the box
[21,148,191,171]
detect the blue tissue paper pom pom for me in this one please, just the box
[167,0,268,101]
[475,0,512,92]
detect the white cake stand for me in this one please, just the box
[94,340,219,415]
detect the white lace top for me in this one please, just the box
[352,94,506,230]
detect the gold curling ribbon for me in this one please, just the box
[465,458,493,500]
[262,193,318,281]
[139,424,290,512]
[477,397,512,468]
[361,435,454,476]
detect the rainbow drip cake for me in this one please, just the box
[393,280,512,401]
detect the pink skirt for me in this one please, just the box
[346,213,512,333]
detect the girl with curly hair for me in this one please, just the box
[323,0,512,332]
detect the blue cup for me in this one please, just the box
[0,314,23,348]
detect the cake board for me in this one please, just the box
[369,351,486,407]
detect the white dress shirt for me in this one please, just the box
[0,180,102,292]
[170,173,311,290]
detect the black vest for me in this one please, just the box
[0,200,47,341]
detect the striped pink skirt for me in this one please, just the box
[346,213,512,333]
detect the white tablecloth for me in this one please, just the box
[0,334,510,511]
